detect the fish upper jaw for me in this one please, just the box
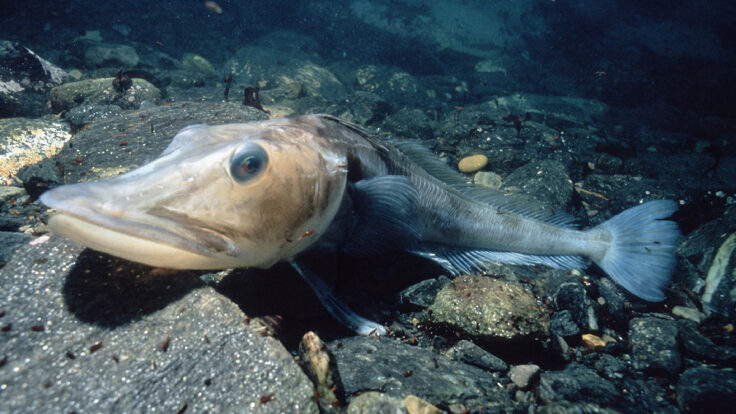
[40,182,252,269]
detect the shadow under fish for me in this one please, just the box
[40,115,682,335]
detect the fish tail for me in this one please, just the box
[591,200,681,301]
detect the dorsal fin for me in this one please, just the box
[390,139,577,228]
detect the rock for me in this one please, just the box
[550,310,580,338]
[225,34,346,101]
[457,154,488,173]
[299,331,339,406]
[381,108,434,140]
[672,305,705,323]
[596,278,629,328]
[181,53,217,77]
[49,77,161,113]
[494,93,608,129]
[620,377,679,413]
[509,364,540,388]
[0,231,32,265]
[402,395,443,414]
[629,317,682,375]
[84,44,140,67]
[581,333,607,350]
[536,402,620,413]
[0,40,67,117]
[327,336,516,410]
[677,319,736,364]
[593,353,627,380]
[501,159,574,211]
[64,104,122,129]
[323,90,392,125]
[554,281,588,327]
[0,118,71,185]
[428,275,550,342]
[399,278,441,308]
[538,363,620,406]
[0,236,318,413]
[355,65,422,106]
[473,170,503,190]
[701,232,736,320]
[677,367,736,413]
[347,392,405,414]
[444,339,508,372]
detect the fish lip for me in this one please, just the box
[40,187,241,259]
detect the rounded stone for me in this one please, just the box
[458,154,488,173]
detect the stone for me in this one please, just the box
[402,395,443,414]
[49,77,161,112]
[347,392,405,414]
[0,231,32,265]
[629,317,682,375]
[597,278,629,328]
[64,104,122,129]
[0,236,318,413]
[473,170,502,189]
[677,320,736,364]
[84,44,140,67]
[550,310,580,337]
[428,275,550,342]
[581,333,607,350]
[509,364,540,388]
[0,40,67,117]
[671,305,705,323]
[538,363,619,406]
[457,154,488,173]
[702,232,736,320]
[444,339,508,372]
[0,118,71,185]
[593,354,627,380]
[299,331,339,406]
[381,108,434,140]
[677,367,736,412]
[399,278,441,308]
[555,281,588,326]
[501,159,574,211]
[327,336,516,410]
[181,53,218,77]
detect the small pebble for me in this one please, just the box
[473,170,502,189]
[458,154,488,173]
[509,364,541,388]
[581,333,607,350]
[672,306,704,323]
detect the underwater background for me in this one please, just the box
[1,0,735,412]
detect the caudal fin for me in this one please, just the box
[592,200,681,301]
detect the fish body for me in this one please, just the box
[41,115,681,332]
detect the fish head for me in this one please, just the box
[40,117,348,269]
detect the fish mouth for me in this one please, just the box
[40,183,248,269]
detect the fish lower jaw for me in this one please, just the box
[47,213,248,270]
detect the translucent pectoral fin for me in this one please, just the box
[289,261,387,336]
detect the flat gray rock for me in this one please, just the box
[328,336,516,410]
[0,235,317,413]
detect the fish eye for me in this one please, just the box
[229,144,268,183]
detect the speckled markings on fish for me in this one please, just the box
[40,114,682,335]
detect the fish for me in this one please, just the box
[40,114,681,335]
[204,1,223,14]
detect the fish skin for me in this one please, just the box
[41,114,681,308]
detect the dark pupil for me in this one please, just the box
[239,156,259,176]
[230,145,268,183]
